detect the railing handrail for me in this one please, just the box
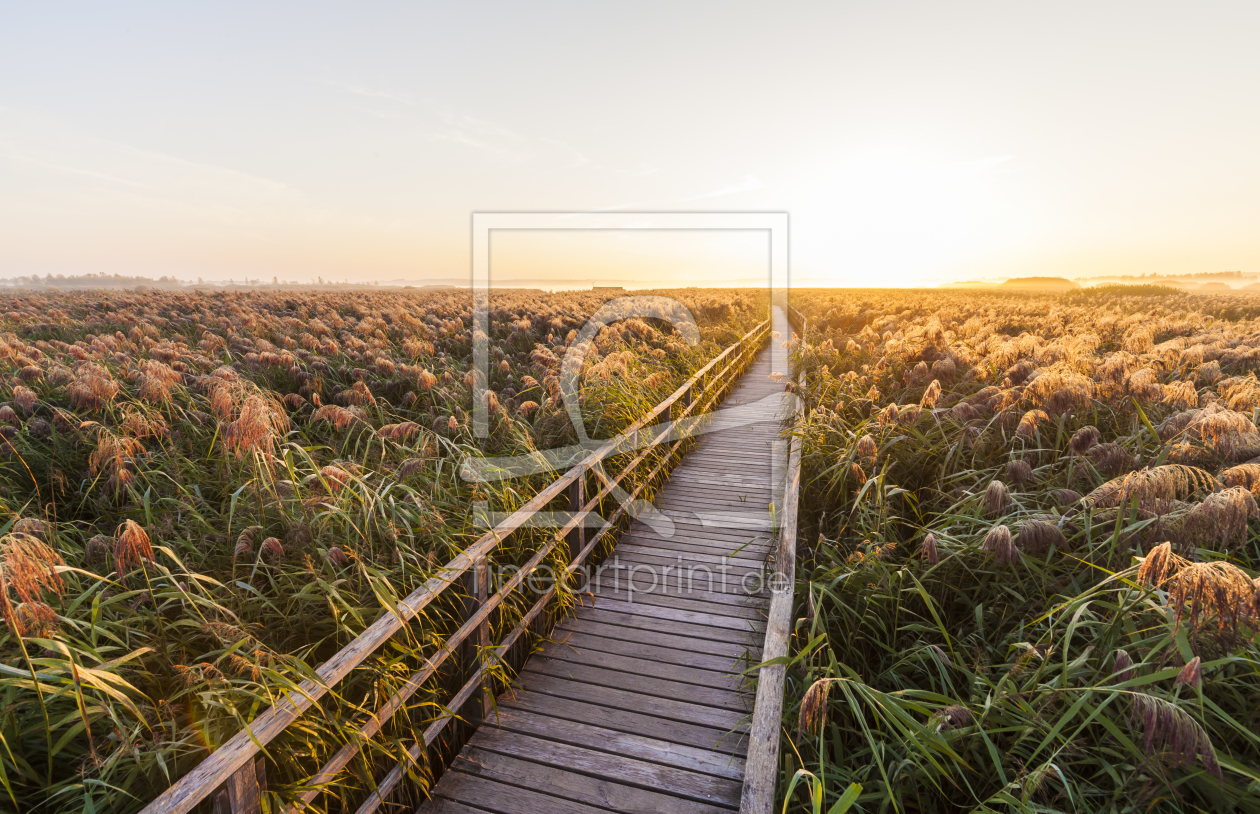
[138,316,771,814]
[740,317,805,814]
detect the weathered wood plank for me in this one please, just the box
[431,770,610,814]
[452,750,735,813]
[466,728,744,807]
[619,534,773,559]
[614,544,768,571]
[537,640,745,690]
[486,706,747,780]
[589,587,767,620]
[557,617,760,659]
[583,596,767,634]
[496,690,748,755]
[591,581,768,609]
[624,528,773,549]
[513,673,748,732]
[626,525,774,547]
[656,488,775,503]
[607,552,766,583]
[550,629,753,673]
[524,657,751,712]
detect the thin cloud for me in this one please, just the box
[0,146,153,190]
[329,81,417,106]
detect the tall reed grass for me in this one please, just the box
[0,286,766,813]
[781,288,1260,813]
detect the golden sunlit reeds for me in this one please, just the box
[788,286,1260,808]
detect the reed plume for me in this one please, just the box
[1219,462,1260,496]
[855,434,877,461]
[12,385,37,413]
[0,532,65,628]
[982,480,1011,516]
[798,678,832,736]
[1015,409,1049,440]
[981,524,1018,565]
[1082,465,1219,513]
[1130,694,1221,783]
[1069,425,1101,455]
[1006,458,1033,485]
[114,520,154,582]
[1015,518,1065,555]
[920,532,939,565]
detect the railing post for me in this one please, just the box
[461,557,492,728]
[211,756,267,814]
[567,472,585,565]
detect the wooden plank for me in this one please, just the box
[591,580,768,609]
[432,770,610,814]
[583,596,766,634]
[661,458,773,470]
[682,456,774,467]
[619,534,773,559]
[658,479,775,494]
[627,524,774,545]
[421,797,488,814]
[452,750,734,813]
[661,469,774,481]
[625,527,774,548]
[655,501,774,517]
[596,545,766,572]
[655,496,771,509]
[619,527,774,551]
[617,537,772,562]
[497,690,748,755]
[486,706,746,780]
[614,544,768,571]
[549,630,753,673]
[607,552,766,584]
[558,617,759,659]
[525,657,751,712]
[537,640,745,691]
[682,452,775,463]
[661,514,776,532]
[655,494,775,509]
[655,477,772,490]
[590,589,766,621]
[604,553,767,583]
[656,485,773,499]
[590,567,767,598]
[513,673,748,732]
[590,587,767,620]
[466,729,743,807]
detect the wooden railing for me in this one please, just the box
[138,318,771,814]
[740,307,806,814]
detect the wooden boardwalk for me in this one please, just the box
[422,311,791,814]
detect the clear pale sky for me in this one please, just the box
[2,2,1258,288]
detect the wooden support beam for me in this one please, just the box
[463,556,492,727]
[567,474,585,564]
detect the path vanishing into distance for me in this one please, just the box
[422,307,793,814]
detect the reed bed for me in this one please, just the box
[0,286,765,813]
[782,287,1260,813]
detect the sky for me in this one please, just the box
[2,1,1259,288]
